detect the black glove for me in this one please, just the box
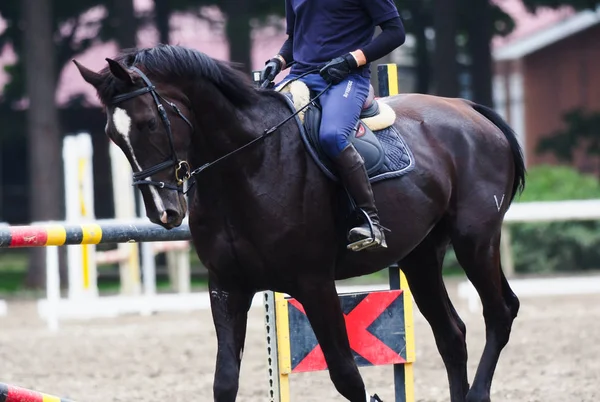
[260,57,283,87]
[319,53,359,85]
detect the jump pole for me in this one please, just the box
[263,63,415,402]
[0,382,76,402]
[0,219,190,248]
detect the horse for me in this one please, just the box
[74,44,524,402]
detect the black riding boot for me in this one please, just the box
[333,144,387,251]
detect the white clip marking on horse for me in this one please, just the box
[494,194,505,212]
[112,107,167,217]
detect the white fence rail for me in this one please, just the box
[459,199,600,312]
[504,199,600,223]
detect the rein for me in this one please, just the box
[110,65,331,194]
[188,69,331,180]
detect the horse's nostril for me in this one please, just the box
[165,209,180,224]
[160,210,180,225]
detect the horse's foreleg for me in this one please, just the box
[208,272,255,402]
[295,280,372,402]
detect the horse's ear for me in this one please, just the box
[105,58,134,85]
[73,59,103,88]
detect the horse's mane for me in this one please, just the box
[96,44,259,107]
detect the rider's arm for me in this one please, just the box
[352,17,406,66]
[277,35,294,69]
[350,0,406,66]
[275,0,295,69]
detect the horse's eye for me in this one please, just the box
[148,118,158,130]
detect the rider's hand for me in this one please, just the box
[319,53,358,85]
[260,57,283,87]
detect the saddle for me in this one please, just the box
[276,80,414,183]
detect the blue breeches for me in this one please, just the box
[279,72,371,159]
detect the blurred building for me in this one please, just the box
[493,1,600,173]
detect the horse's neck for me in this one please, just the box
[190,91,296,165]
[189,92,307,199]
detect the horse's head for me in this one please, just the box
[73,56,194,229]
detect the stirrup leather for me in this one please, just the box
[347,209,388,252]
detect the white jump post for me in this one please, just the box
[109,140,142,296]
[62,133,98,299]
[0,222,7,316]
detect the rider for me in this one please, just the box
[260,0,406,251]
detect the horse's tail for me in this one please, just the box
[470,102,526,203]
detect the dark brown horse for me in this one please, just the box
[74,44,524,402]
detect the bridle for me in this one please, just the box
[110,66,193,192]
[108,65,330,194]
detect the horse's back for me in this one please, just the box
[382,92,514,168]
[379,92,517,218]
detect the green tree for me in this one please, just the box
[522,0,600,10]
[433,0,459,97]
[395,0,514,98]
[21,0,62,287]
[0,0,111,287]
[106,0,137,49]
[401,0,432,94]
[0,0,109,104]
[510,165,600,273]
[537,109,600,170]
[461,1,515,106]
[154,0,174,44]
[466,1,494,106]
[158,1,285,71]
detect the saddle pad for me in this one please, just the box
[279,93,415,184]
[364,125,415,183]
[276,80,396,131]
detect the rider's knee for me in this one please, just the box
[319,124,353,157]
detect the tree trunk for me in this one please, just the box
[154,0,171,45]
[433,0,459,97]
[111,0,137,49]
[222,0,252,72]
[407,0,431,94]
[468,0,494,107]
[23,0,62,288]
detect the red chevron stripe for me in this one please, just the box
[290,290,405,372]
[345,292,406,365]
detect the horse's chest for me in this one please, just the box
[190,221,272,280]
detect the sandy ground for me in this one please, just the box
[0,278,598,402]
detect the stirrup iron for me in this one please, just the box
[346,209,388,252]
